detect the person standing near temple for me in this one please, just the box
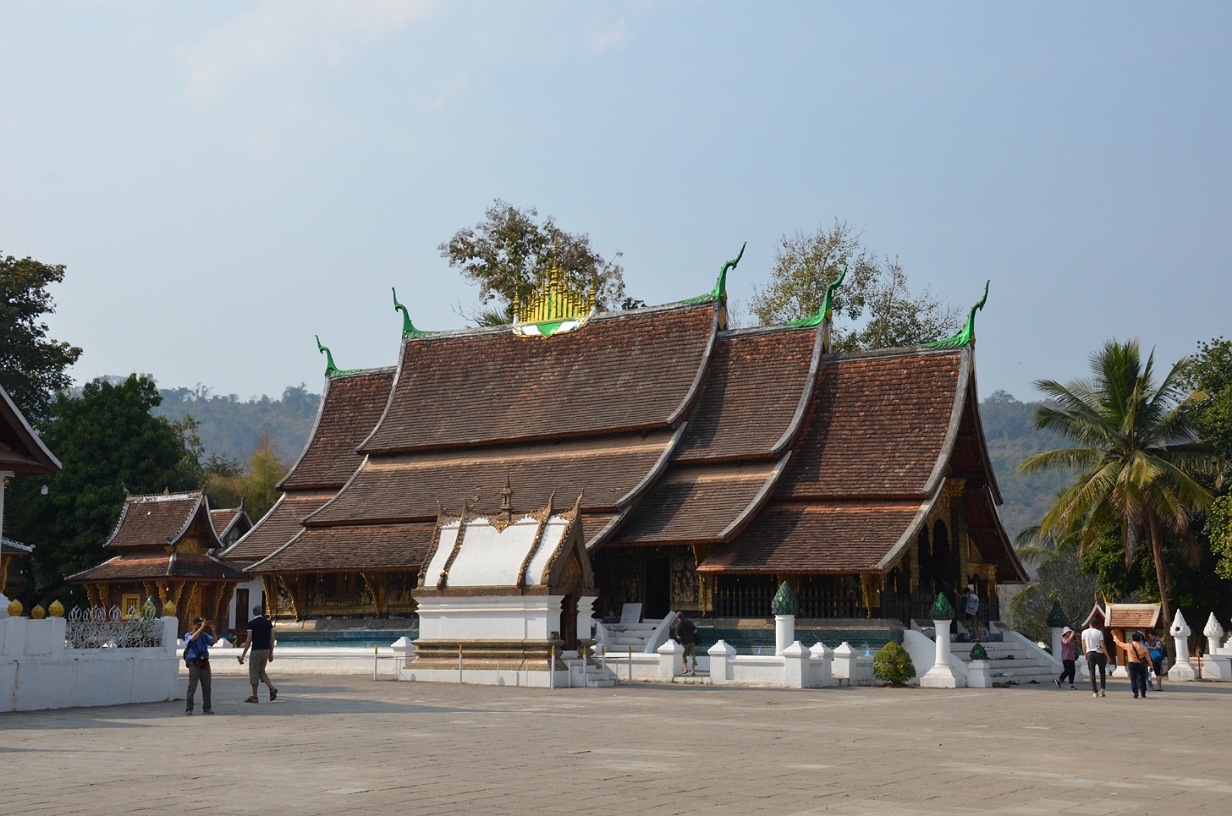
[1055,627,1079,689]
[183,617,214,715]
[1113,630,1151,699]
[674,612,700,675]
[238,605,278,704]
[1082,621,1110,698]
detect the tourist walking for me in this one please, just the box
[1055,627,1079,689]
[674,612,700,675]
[1081,622,1109,698]
[238,605,278,703]
[183,617,214,715]
[1148,633,1166,691]
[1114,630,1152,698]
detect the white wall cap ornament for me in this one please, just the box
[1170,609,1192,638]
[1203,613,1224,639]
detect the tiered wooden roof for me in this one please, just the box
[234,291,1026,583]
[68,491,245,583]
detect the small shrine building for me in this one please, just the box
[68,490,246,630]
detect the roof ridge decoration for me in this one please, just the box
[315,336,360,378]
[392,288,437,339]
[787,264,847,353]
[511,263,597,339]
[923,280,989,349]
[684,243,745,328]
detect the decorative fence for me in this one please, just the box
[64,605,167,649]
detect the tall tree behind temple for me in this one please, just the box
[1184,337,1232,581]
[204,431,288,523]
[440,199,627,322]
[7,375,202,606]
[749,219,960,350]
[0,252,83,424]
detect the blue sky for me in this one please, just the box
[2,2,1229,403]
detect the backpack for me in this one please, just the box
[964,595,979,616]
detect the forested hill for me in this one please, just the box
[152,384,321,465]
[152,384,1067,541]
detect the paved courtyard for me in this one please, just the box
[3,674,1230,815]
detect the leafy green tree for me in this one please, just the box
[748,219,960,350]
[7,375,202,605]
[1019,340,1218,626]
[440,199,627,321]
[1183,337,1232,581]
[0,252,83,424]
[204,432,288,523]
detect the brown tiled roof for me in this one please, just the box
[280,368,395,490]
[1106,604,1162,630]
[697,500,928,573]
[0,383,60,476]
[614,461,782,545]
[250,523,434,573]
[361,303,716,453]
[104,492,219,551]
[674,327,818,462]
[308,431,678,526]
[68,553,246,582]
[222,491,335,562]
[776,349,964,499]
[962,490,1028,581]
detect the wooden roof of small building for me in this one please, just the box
[0,382,60,476]
[68,490,245,584]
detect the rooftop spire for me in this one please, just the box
[923,280,989,349]
[788,264,848,350]
[315,335,359,378]
[685,242,746,306]
[392,288,436,339]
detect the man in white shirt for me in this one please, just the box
[1081,623,1110,698]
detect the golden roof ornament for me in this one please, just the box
[49,599,65,618]
[512,263,597,338]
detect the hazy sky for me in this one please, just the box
[3,2,1229,403]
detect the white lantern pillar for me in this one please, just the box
[1167,609,1196,682]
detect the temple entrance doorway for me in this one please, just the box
[644,557,671,620]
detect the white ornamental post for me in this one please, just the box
[772,581,798,655]
[1167,609,1196,682]
[921,593,964,689]
[1204,613,1225,656]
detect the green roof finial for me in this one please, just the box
[315,336,359,378]
[923,280,989,349]
[930,592,956,620]
[684,242,745,305]
[788,264,847,329]
[392,287,436,339]
[771,581,799,616]
[1045,599,1068,628]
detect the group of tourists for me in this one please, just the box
[182,605,279,715]
[1055,622,1166,699]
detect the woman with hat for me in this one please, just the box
[1055,626,1079,689]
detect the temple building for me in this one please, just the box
[225,260,1026,644]
[68,490,246,629]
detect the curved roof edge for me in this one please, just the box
[0,382,61,475]
[921,346,971,498]
[666,302,721,427]
[718,451,793,541]
[769,322,825,457]
[875,494,938,572]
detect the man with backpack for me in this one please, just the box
[674,613,701,675]
[183,617,214,715]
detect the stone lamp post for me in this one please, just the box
[1167,609,1196,682]
[772,581,798,656]
[922,592,964,688]
[1201,613,1232,680]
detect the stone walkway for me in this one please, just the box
[3,674,1230,815]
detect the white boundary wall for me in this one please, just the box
[1,615,179,712]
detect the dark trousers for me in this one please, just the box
[1058,659,1076,686]
[1086,651,1106,692]
[1128,662,1149,697]
[186,661,212,712]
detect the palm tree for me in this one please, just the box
[1018,339,1217,627]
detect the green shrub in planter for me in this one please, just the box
[873,641,916,686]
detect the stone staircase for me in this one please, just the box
[597,621,665,655]
[950,629,1059,687]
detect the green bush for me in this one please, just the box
[873,642,916,686]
